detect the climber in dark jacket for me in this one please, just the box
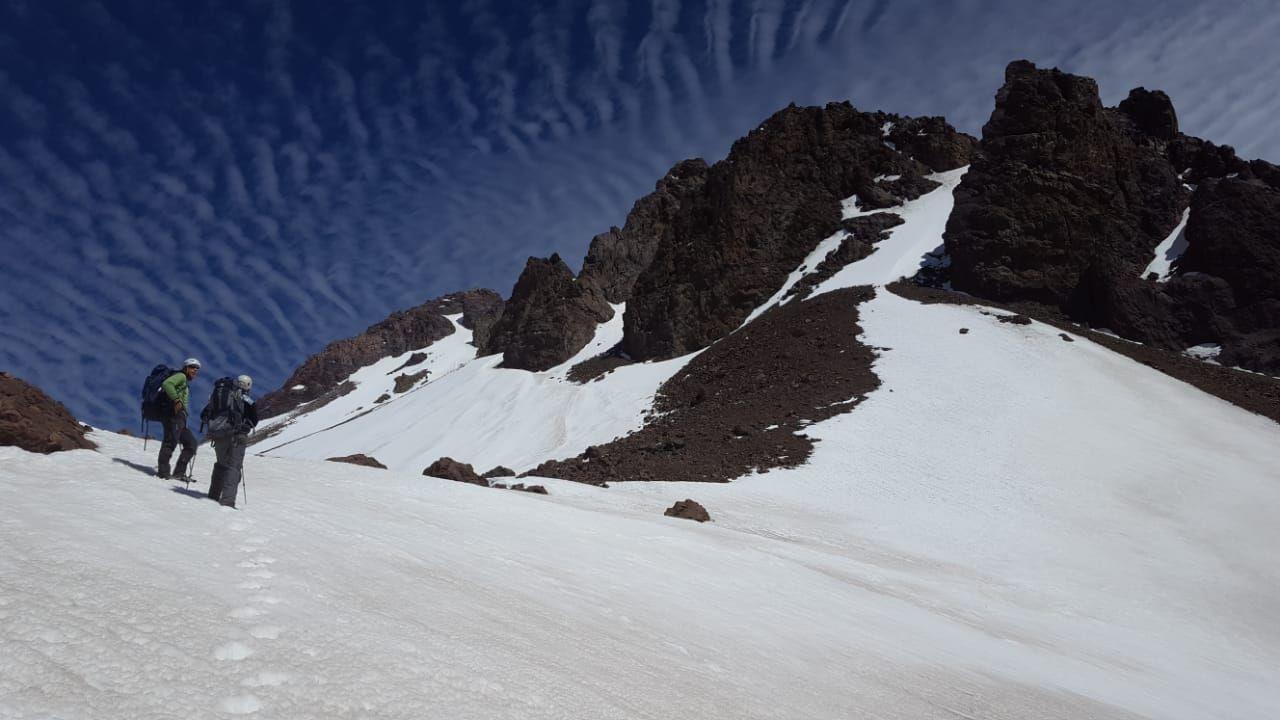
[207,374,258,508]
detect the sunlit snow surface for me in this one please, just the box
[257,304,695,473]
[4,170,1280,718]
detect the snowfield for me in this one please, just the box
[4,171,1280,718]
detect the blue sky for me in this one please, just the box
[2,0,1278,431]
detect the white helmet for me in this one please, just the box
[182,357,202,369]
[237,375,253,391]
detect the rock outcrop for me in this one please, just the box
[482,465,515,478]
[259,289,501,418]
[945,60,1187,312]
[0,372,97,453]
[578,158,710,304]
[884,115,978,172]
[621,102,968,361]
[326,454,387,469]
[423,457,487,486]
[479,254,613,370]
[941,60,1280,376]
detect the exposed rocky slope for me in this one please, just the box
[943,60,1280,374]
[0,372,96,453]
[530,287,879,483]
[478,254,613,370]
[259,289,502,417]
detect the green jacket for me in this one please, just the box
[161,371,191,410]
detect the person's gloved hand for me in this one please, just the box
[174,400,184,413]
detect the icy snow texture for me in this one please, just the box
[3,171,1279,719]
[1142,207,1191,280]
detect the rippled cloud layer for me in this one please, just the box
[2,0,1277,429]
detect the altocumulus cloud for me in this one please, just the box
[1,0,1278,430]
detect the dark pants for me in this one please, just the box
[209,434,247,507]
[158,411,196,478]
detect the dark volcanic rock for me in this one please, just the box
[1117,87,1178,140]
[374,393,391,404]
[388,352,429,375]
[532,287,880,484]
[327,454,387,469]
[393,369,430,394]
[884,115,979,171]
[457,290,506,350]
[1175,178,1280,372]
[945,60,1187,315]
[423,457,487,486]
[579,159,710,304]
[997,314,1033,325]
[0,372,97,453]
[566,343,632,383]
[664,499,711,522]
[942,60,1280,377]
[482,465,515,478]
[622,103,931,361]
[481,254,614,370]
[259,289,500,418]
[876,173,942,205]
[788,213,904,299]
[510,483,549,495]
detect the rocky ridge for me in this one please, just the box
[478,254,613,370]
[621,103,974,361]
[0,372,97,454]
[259,289,502,418]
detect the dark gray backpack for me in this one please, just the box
[201,376,245,439]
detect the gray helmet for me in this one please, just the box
[237,375,252,391]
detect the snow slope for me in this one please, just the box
[258,305,695,474]
[6,170,1280,718]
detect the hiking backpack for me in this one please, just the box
[140,364,176,421]
[201,376,245,440]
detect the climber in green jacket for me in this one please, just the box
[157,358,201,480]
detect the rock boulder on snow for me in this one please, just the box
[479,254,614,370]
[0,372,97,454]
[423,457,488,486]
[664,499,710,522]
[392,369,429,394]
[482,465,515,478]
[327,454,388,469]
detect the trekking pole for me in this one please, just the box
[143,419,149,451]
[241,466,248,508]
[187,453,196,489]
